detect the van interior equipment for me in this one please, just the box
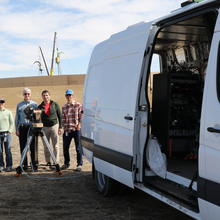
[147,8,217,212]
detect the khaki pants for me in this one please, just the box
[42,124,59,163]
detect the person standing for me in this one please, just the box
[15,88,38,171]
[0,98,14,172]
[61,89,83,171]
[38,90,62,167]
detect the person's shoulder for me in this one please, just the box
[52,101,61,108]
[74,101,81,106]
[30,101,38,107]
[52,100,59,106]
[38,102,44,108]
[5,109,12,114]
[17,101,25,106]
[30,100,37,105]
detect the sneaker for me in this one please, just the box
[33,166,38,172]
[0,167,4,172]
[23,165,28,171]
[46,162,53,169]
[46,162,51,166]
[74,165,82,172]
[5,167,12,172]
[61,164,70,170]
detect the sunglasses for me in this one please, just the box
[24,93,30,95]
[0,101,5,104]
[65,94,72,97]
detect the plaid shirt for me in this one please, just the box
[62,101,83,132]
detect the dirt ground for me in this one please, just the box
[0,132,194,220]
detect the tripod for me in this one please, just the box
[16,125,62,176]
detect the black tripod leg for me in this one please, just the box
[16,135,33,176]
[35,136,39,165]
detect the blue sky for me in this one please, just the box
[0,0,184,78]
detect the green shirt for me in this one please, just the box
[0,108,14,133]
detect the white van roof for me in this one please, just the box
[154,0,219,25]
[89,21,152,67]
[111,0,218,36]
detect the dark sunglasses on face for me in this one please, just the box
[0,101,5,104]
[24,93,30,95]
[65,94,72,97]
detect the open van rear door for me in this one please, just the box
[199,17,220,219]
[82,22,153,188]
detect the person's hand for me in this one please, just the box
[16,131,19,136]
[58,128,62,135]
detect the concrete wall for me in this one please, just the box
[0,74,85,110]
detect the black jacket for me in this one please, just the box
[38,100,62,128]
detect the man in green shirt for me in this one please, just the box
[38,90,62,167]
[0,98,14,172]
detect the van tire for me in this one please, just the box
[94,167,118,196]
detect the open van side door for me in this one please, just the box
[199,14,220,220]
[82,22,153,188]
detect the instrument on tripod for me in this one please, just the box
[15,108,62,176]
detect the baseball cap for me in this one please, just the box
[65,89,74,95]
[0,98,5,103]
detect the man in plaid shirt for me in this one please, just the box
[61,89,83,171]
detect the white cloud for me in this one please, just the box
[0,0,183,42]
[0,40,38,70]
[0,0,10,12]
[38,0,183,44]
[42,0,183,17]
[0,62,24,71]
[0,9,84,39]
[0,0,183,76]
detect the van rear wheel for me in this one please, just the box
[94,167,118,196]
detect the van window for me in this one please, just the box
[150,54,160,73]
[149,54,160,106]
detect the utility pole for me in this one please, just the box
[39,46,49,76]
[50,32,57,76]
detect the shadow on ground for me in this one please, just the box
[0,167,193,220]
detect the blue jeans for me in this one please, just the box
[0,133,13,168]
[63,130,83,166]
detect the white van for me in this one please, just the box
[81,0,220,219]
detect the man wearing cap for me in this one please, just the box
[38,90,62,167]
[15,88,38,171]
[0,98,14,172]
[61,89,83,171]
